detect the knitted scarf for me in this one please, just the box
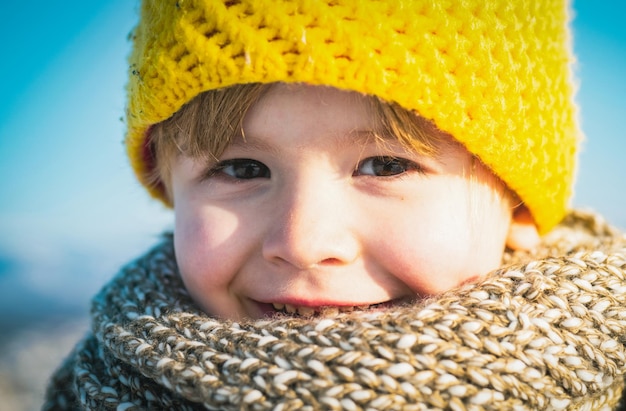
[44,211,626,410]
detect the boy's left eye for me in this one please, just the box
[355,156,422,177]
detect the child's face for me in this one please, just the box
[171,84,513,320]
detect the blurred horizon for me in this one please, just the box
[0,1,625,330]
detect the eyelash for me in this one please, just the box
[204,156,423,180]
[205,158,271,180]
[354,156,424,177]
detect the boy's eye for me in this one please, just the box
[210,158,270,179]
[355,156,421,177]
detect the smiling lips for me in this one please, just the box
[270,301,395,317]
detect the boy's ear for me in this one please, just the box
[506,206,540,251]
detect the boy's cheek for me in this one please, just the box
[372,219,501,296]
[174,204,259,288]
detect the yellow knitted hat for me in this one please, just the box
[126,0,580,234]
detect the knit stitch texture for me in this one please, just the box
[126,0,580,234]
[44,211,626,410]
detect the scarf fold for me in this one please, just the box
[44,211,626,410]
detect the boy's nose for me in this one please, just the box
[262,182,359,270]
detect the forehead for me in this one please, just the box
[241,83,465,160]
[243,83,376,136]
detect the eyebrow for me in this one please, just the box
[229,129,390,153]
[227,133,281,154]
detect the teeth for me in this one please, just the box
[320,307,339,317]
[271,303,377,317]
[297,306,316,317]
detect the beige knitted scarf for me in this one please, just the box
[44,211,626,410]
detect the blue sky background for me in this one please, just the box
[0,1,624,325]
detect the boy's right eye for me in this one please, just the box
[209,158,271,179]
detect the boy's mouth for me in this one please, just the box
[270,301,395,318]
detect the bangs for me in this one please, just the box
[148,83,447,200]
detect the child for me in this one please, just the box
[44,1,626,410]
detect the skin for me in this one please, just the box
[170,83,535,320]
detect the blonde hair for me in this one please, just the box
[147,82,448,201]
